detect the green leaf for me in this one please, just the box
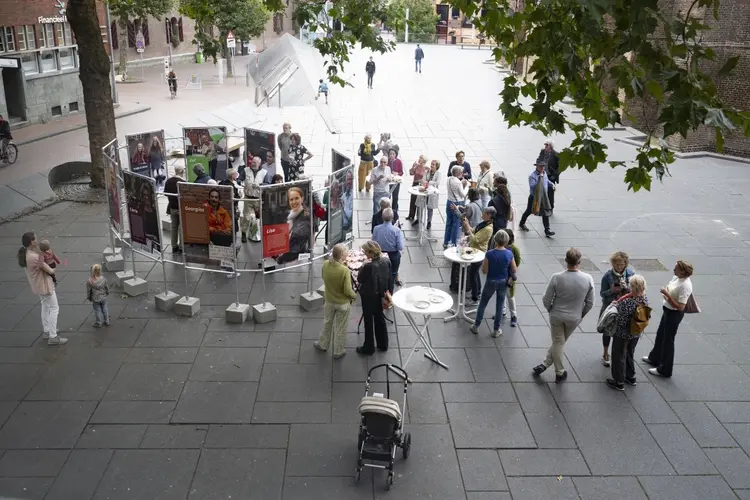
[645,80,664,101]
[718,56,740,76]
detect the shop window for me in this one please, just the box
[3,26,14,52]
[69,101,79,112]
[21,52,38,75]
[51,105,62,116]
[40,50,57,72]
[59,48,75,69]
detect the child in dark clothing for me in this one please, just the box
[38,240,60,285]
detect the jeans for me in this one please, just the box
[93,300,109,325]
[611,335,639,383]
[505,295,517,316]
[169,208,181,248]
[473,279,507,331]
[373,191,389,214]
[519,194,550,230]
[367,73,374,87]
[647,307,685,377]
[443,200,464,246]
[426,208,434,223]
[39,292,59,338]
[415,59,422,72]
[318,301,352,356]
[280,159,291,182]
[386,251,401,294]
[468,262,482,300]
[543,316,580,375]
[361,294,387,352]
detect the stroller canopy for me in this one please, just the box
[358,396,402,422]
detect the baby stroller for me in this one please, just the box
[355,363,411,490]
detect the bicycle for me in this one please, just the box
[0,141,17,165]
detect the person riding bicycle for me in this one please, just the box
[0,114,12,159]
[167,69,177,96]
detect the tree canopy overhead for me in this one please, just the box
[385,0,439,44]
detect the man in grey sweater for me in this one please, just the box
[533,248,595,382]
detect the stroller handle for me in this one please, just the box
[369,363,408,381]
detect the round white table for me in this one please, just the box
[443,247,486,323]
[406,186,438,245]
[392,286,453,370]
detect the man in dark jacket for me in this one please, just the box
[365,57,376,89]
[371,197,399,232]
[415,44,424,73]
[163,165,185,253]
[538,140,559,211]
[192,164,211,184]
[356,241,392,355]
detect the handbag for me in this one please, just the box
[684,294,701,314]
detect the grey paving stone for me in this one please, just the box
[265,332,302,363]
[426,321,498,348]
[45,449,113,500]
[465,347,510,382]
[707,402,750,423]
[638,475,737,500]
[652,365,750,401]
[0,449,70,476]
[625,382,680,424]
[0,478,52,499]
[282,476,375,500]
[124,347,198,363]
[735,490,750,500]
[704,448,750,489]
[188,449,286,500]
[252,402,332,423]
[465,494,511,500]
[0,401,17,427]
[559,402,675,476]
[204,424,289,449]
[646,424,718,474]
[457,449,508,491]
[202,331,270,347]
[0,345,60,364]
[74,319,147,347]
[499,449,590,476]
[441,382,517,403]
[76,424,148,449]
[257,364,332,402]
[372,424,465,500]
[90,401,176,424]
[172,381,258,424]
[407,383,447,423]
[643,333,732,364]
[501,348,579,383]
[548,381,628,403]
[398,348,476,382]
[726,424,750,454]
[0,363,46,400]
[572,477,647,500]
[513,382,559,413]
[506,477,580,500]
[286,424,359,476]
[13,304,92,333]
[93,449,200,500]
[0,401,96,449]
[139,424,207,448]
[525,410,577,448]
[189,347,265,381]
[670,402,737,447]
[135,318,209,347]
[446,403,536,448]
[0,330,43,347]
[104,363,190,401]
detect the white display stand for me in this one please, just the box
[443,247,485,323]
[392,286,453,371]
[406,186,438,245]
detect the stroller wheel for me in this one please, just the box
[386,472,394,490]
[354,468,361,484]
[402,432,412,459]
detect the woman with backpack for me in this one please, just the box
[605,275,650,391]
[599,251,634,367]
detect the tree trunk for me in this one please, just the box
[68,0,116,189]
[224,45,234,77]
[117,16,129,78]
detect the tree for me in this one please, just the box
[108,0,175,79]
[68,0,116,188]
[180,0,270,76]
[385,0,438,44]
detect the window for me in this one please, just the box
[451,6,460,18]
[0,27,4,52]
[69,101,79,112]
[59,48,74,68]
[51,105,62,116]
[55,23,64,46]
[40,50,57,72]
[63,23,72,46]
[16,27,26,51]
[3,26,15,52]
[21,53,38,74]
[43,24,54,48]
[25,26,36,50]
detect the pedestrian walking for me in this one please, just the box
[356,241,392,355]
[87,264,110,327]
[643,260,695,378]
[599,251,634,366]
[533,248,594,382]
[415,44,424,72]
[314,244,357,359]
[164,165,185,253]
[18,232,67,345]
[518,160,555,237]
[537,140,560,211]
[365,56,376,88]
[606,275,650,391]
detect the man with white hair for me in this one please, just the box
[538,139,560,211]
[444,165,469,248]
[371,197,398,231]
[372,208,405,293]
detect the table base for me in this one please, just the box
[445,260,477,324]
[402,312,449,371]
[405,205,438,245]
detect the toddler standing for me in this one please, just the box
[504,229,521,327]
[38,240,60,285]
[86,264,110,327]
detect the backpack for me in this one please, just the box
[631,303,652,335]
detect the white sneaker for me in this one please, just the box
[47,337,68,346]
[491,329,503,338]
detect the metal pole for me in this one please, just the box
[278,83,282,108]
[140,52,144,80]
[261,264,267,306]
[181,247,190,298]
[104,4,118,104]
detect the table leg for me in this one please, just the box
[444,263,475,324]
[406,204,436,245]
[402,312,449,370]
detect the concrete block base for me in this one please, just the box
[300,291,324,312]
[225,303,251,323]
[162,219,171,232]
[253,302,277,324]
[317,285,326,296]
[155,291,181,312]
[174,296,201,317]
[123,277,148,297]
[114,270,135,286]
[105,254,125,272]
[103,246,122,258]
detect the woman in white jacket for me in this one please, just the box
[414,160,442,229]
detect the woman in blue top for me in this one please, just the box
[470,229,517,338]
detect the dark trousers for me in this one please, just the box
[600,304,611,348]
[209,159,218,179]
[519,194,550,230]
[647,307,684,377]
[391,183,401,214]
[611,336,639,383]
[468,262,482,300]
[367,73,374,88]
[548,185,555,210]
[386,251,401,294]
[361,294,387,351]
[407,182,419,219]
[280,159,291,182]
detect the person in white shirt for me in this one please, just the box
[444,165,469,248]
[643,260,694,378]
[240,156,267,242]
[368,157,393,214]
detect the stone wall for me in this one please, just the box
[23,70,85,124]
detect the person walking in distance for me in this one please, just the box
[537,140,560,211]
[518,160,555,237]
[164,166,186,253]
[365,56,376,89]
[415,44,424,72]
[533,248,594,382]
[314,244,358,359]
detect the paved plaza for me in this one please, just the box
[1,44,750,499]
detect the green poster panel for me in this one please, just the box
[186,156,209,182]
